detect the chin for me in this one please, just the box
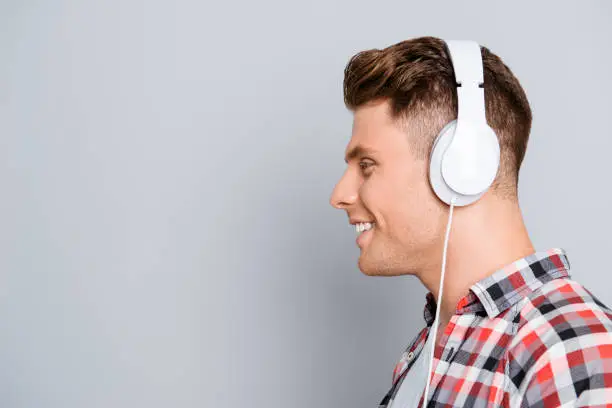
[357,257,377,276]
[358,266,379,276]
[358,255,416,277]
[358,257,392,277]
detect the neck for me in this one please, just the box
[418,196,535,326]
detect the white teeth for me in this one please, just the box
[355,222,375,234]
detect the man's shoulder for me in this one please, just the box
[506,277,612,404]
[509,277,612,373]
[517,277,612,332]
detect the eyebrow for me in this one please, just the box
[344,145,378,164]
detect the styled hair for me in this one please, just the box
[343,36,532,199]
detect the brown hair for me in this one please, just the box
[343,36,532,199]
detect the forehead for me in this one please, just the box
[344,100,407,163]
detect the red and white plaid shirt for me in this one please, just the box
[378,248,612,407]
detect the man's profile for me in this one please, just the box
[330,36,612,407]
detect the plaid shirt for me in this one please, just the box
[378,248,612,407]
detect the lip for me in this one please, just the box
[356,226,374,247]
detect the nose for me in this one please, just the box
[329,168,358,210]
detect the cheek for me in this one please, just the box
[361,170,432,222]
[388,188,438,236]
[362,179,396,215]
[358,178,384,205]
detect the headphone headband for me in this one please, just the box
[444,40,487,124]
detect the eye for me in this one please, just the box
[359,161,374,174]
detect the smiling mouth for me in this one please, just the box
[356,223,375,247]
[354,222,375,235]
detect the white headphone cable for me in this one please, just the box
[421,195,457,408]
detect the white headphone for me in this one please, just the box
[429,40,500,207]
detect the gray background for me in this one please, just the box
[1,1,611,407]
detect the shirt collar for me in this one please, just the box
[423,248,571,324]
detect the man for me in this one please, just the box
[330,36,612,407]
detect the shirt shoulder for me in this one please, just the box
[516,277,612,339]
[508,277,612,404]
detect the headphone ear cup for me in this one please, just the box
[429,120,489,207]
[441,123,500,196]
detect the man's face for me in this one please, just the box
[330,99,446,277]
